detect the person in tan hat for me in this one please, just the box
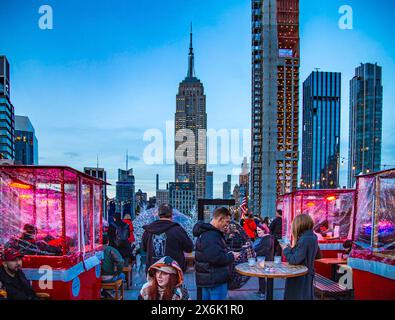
[138,256,190,300]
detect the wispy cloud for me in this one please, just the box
[64,152,80,158]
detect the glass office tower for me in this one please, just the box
[301,71,341,189]
[15,116,38,165]
[205,171,213,199]
[348,63,383,188]
[0,56,15,161]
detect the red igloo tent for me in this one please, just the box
[0,165,105,300]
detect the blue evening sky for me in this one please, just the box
[1,0,394,197]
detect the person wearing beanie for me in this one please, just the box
[138,256,190,300]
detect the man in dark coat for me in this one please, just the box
[193,207,240,300]
[0,248,38,300]
[281,229,319,300]
[142,204,193,273]
[269,210,283,256]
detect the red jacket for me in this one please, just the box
[243,219,257,239]
[123,219,135,243]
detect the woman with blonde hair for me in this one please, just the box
[279,214,319,300]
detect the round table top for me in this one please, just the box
[235,261,309,279]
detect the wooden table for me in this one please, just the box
[316,258,347,281]
[235,262,308,300]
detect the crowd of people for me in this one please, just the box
[1,203,352,301]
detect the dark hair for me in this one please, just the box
[263,216,270,225]
[103,233,109,244]
[276,210,283,217]
[213,207,231,219]
[114,212,122,220]
[158,204,173,218]
[343,240,353,249]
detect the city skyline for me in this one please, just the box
[1,1,395,198]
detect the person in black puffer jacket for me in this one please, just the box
[193,207,240,300]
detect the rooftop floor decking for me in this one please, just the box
[124,260,286,300]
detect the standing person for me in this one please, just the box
[138,256,190,300]
[108,212,134,265]
[0,248,38,300]
[263,217,270,228]
[142,204,193,273]
[253,224,274,298]
[280,214,319,300]
[254,215,263,227]
[123,214,135,244]
[269,210,283,256]
[243,213,257,241]
[193,207,240,300]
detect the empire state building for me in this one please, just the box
[175,27,207,202]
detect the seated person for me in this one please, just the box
[101,233,125,283]
[6,224,62,256]
[108,213,134,263]
[138,256,190,300]
[343,240,353,257]
[313,219,333,238]
[0,248,38,300]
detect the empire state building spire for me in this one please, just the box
[187,23,195,79]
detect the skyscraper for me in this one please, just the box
[348,63,383,188]
[15,116,38,165]
[250,0,300,217]
[206,171,213,199]
[175,26,207,204]
[222,174,231,200]
[84,167,108,219]
[239,157,249,198]
[156,188,169,207]
[169,181,195,215]
[301,71,341,189]
[115,168,136,218]
[0,56,15,161]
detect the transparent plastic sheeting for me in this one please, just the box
[351,170,395,267]
[133,207,196,247]
[279,190,355,243]
[0,167,103,257]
